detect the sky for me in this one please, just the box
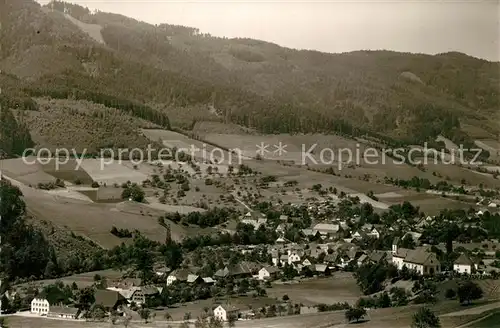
[37,0,500,62]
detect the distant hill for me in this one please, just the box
[1,0,499,152]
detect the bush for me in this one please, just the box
[457,281,483,305]
[412,307,441,328]
[91,181,99,188]
[110,226,133,238]
[345,307,367,323]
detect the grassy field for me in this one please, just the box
[15,181,186,248]
[6,301,496,328]
[267,273,363,306]
[468,312,500,327]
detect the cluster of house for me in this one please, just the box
[241,210,381,242]
[30,298,79,319]
[30,284,243,322]
[30,279,163,320]
[391,237,481,275]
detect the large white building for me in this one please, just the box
[31,298,50,315]
[392,238,441,275]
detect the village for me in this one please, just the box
[5,192,500,327]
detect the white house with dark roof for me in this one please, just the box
[214,305,240,322]
[392,238,441,275]
[166,269,191,285]
[454,253,477,274]
[258,266,281,280]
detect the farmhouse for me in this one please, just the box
[167,269,191,285]
[392,238,441,275]
[287,250,303,265]
[94,290,127,312]
[47,306,79,319]
[213,304,240,322]
[130,286,161,305]
[258,266,281,280]
[31,297,50,315]
[367,228,380,239]
[454,253,477,274]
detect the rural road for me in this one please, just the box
[441,302,500,317]
[452,313,495,328]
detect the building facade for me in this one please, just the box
[31,298,50,315]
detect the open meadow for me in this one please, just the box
[267,272,363,306]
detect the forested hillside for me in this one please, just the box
[1,0,498,149]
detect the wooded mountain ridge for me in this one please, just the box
[1,0,498,150]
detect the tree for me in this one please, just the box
[135,249,154,282]
[208,317,223,328]
[445,288,456,299]
[457,281,483,305]
[411,307,441,328]
[228,314,237,327]
[76,287,95,311]
[139,308,151,323]
[379,292,391,308]
[195,316,208,328]
[345,307,367,323]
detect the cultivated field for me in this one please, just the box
[12,181,186,248]
[0,158,59,185]
[79,159,149,185]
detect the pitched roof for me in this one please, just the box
[187,274,201,283]
[324,253,338,263]
[404,248,438,265]
[394,247,411,258]
[302,229,316,236]
[219,304,240,312]
[94,290,125,308]
[202,277,215,284]
[357,254,368,263]
[214,268,230,278]
[49,306,79,315]
[455,253,475,266]
[310,264,328,272]
[369,251,387,263]
[169,269,191,281]
[261,266,280,274]
[141,286,160,295]
[107,287,139,299]
[313,223,340,232]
